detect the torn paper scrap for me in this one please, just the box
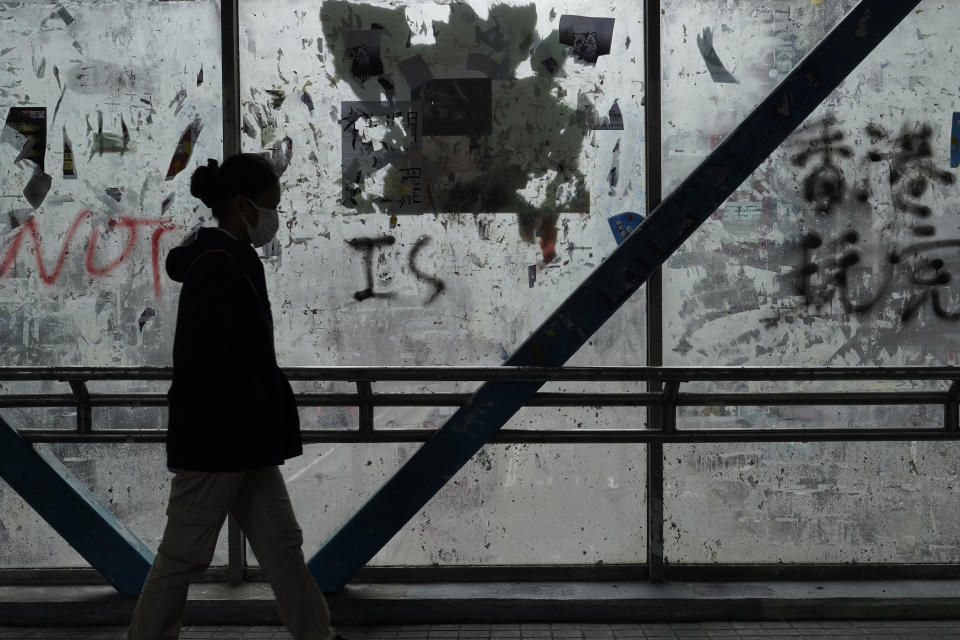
[696,27,738,83]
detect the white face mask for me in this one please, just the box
[240,196,280,248]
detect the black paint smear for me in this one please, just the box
[378,77,395,101]
[322,1,588,218]
[476,21,508,51]
[197,64,203,86]
[265,88,286,109]
[346,235,397,301]
[528,264,537,288]
[265,135,293,176]
[121,115,130,154]
[465,52,507,79]
[541,57,559,75]
[398,54,432,90]
[161,193,175,214]
[106,187,122,202]
[417,78,492,137]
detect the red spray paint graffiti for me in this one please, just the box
[0,210,178,297]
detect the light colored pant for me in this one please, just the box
[127,465,335,640]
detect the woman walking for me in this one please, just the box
[127,153,343,640]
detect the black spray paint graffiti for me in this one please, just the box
[789,114,853,214]
[792,116,958,322]
[346,235,445,304]
[797,234,960,322]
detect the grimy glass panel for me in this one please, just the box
[0,444,230,568]
[248,443,645,566]
[661,1,960,562]
[0,0,223,567]
[239,0,646,566]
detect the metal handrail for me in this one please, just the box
[3,365,958,586]
[1,365,960,381]
[0,366,958,442]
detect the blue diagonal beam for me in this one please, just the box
[0,414,154,596]
[308,0,921,591]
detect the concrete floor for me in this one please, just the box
[4,621,960,640]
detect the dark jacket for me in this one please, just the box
[164,226,302,472]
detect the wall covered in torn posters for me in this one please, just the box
[661,0,960,563]
[0,0,647,568]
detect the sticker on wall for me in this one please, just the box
[558,15,615,63]
[62,128,76,179]
[165,117,202,181]
[951,112,960,168]
[607,211,644,245]
[345,30,384,80]
[696,27,738,83]
[418,78,492,137]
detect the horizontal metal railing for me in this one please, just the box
[1,366,958,443]
[2,365,959,586]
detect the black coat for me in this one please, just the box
[164,226,302,472]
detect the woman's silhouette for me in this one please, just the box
[128,154,344,640]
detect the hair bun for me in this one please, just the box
[189,158,221,208]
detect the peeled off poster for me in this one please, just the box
[2,106,47,170]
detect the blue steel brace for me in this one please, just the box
[307,1,923,591]
[0,414,155,596]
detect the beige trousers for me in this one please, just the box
[127,465,335,640]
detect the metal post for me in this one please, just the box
[357,381,374,435]
[222,0,246,586]
[67,380,91,435]
[644,0,664,584]
[946,380,960,432]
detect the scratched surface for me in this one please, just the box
[239,0,648,567]
[0,1,225,568]
[0,0,648,568]
[661,1,960,563]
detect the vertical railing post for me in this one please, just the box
[67,380,91,435]
[222,0,246,587]
[946,380,960,432]
[357,381,374,436]
[644,0,664,584]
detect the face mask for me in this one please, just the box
[240,196,280,248]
